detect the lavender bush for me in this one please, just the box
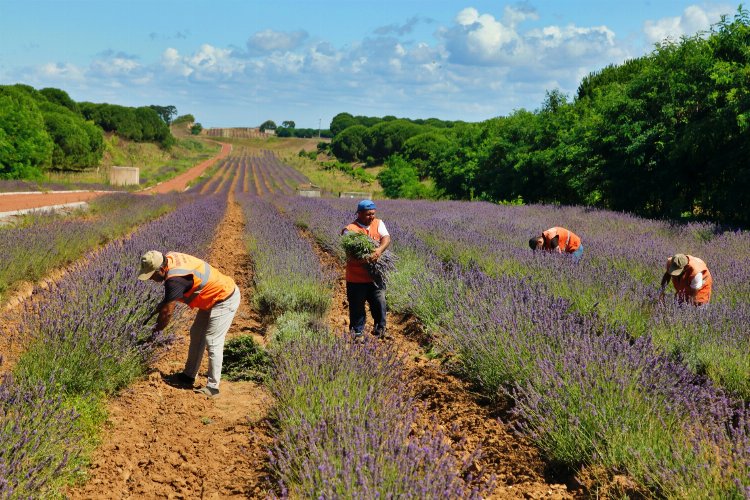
[268,333,491,498]
[237,193,332,320]
[0,192,182,303]
[0,374,81,498]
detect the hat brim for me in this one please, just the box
[667,264,685,276]
[138,270,156,281]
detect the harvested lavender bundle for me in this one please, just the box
[341,232,396,289]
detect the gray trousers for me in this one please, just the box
[184,286,240,389]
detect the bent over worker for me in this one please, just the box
[529,226,583,259]
[138,250,240,397]
[660,253,712,306]
[341,199,391,339]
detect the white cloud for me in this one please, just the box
[247,29,308,54]
[161,47,193,77]
[448,7,525,64]
[159,45,245,81]
[90,56,141,77]
[38,62,85,81]
[644,4,731,44]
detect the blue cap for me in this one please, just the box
[356,199,377,211]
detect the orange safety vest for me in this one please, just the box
[344,219,382,283]
[165,252,236,310]
[666,255,712,305]
[542,227,581,253]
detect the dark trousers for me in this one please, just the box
[346,281,386,335]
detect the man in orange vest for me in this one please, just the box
[659,253,712,306]
[341,199,391,340]
[529,226,583,259]
[138,250,240,398]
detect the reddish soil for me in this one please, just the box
[143,142,231,194]
[0,191,105,213]
[66,195,275,499]
[311,232,575,499]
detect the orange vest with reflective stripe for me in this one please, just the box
[666,255,712,305]
[344,219,382,283]
[542,227,581,253]
[165,252,235,310]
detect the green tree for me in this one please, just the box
[377,155,433,199]
[402,131,451,177]
[330,112,357,136]
[40,87,80,114]
[0,86,53,178]
[259,120,277,132]
[330,125,367,162]
[148,105,177,124]
[190,123,203,135]
[281,120,296,129]
[172,114,195,125]
[363,120,425,163]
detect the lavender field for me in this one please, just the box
[2,149,749,498]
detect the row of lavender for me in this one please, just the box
[0,192,182,303]
[233,191,492,496]
[197,150,310,197]
[371,200,750,398]
[280,195,750,498]
[1,189,229,497]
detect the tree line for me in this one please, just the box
[0,84,177,179]
[328,9,750,227]
[259,119,332,138]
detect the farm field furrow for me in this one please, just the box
[66,194,275,499]
[236,192,503,496]
[1,188,231,496]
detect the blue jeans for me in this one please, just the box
[571,244,584,261]
[346,282,386,335]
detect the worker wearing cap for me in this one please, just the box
[659,253,712,306]
[529,227,583,259]
[138,250,240,397]
[341,199,391,339]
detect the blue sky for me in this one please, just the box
[0,0,738,129]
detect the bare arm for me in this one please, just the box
[153,301,176,332]
[371,235,391,261]
[659,272,671,291]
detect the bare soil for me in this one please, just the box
[0,191,105,213]
[66,194,275,499]
[143,143,231,194]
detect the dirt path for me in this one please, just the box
[313,237,574,499]
[143,142,231,194]
[0,191,105,213]
[66,194,275,499]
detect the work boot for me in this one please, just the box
[163,372,195,388]
[372,327,390,339]
[195,386,220,398]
